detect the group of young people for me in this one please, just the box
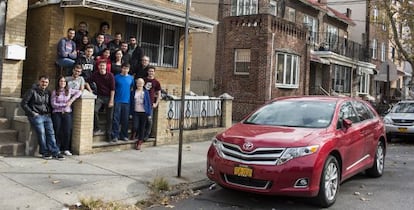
[21,21,161,160]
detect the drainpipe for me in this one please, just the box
[268,32,275,101]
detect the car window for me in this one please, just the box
[391,102,414,113]
[352,101,374,121]
[244,100,336,128]
[337,102,359,129]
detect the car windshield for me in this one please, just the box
[244,100,336,128]
[391,102,414,113]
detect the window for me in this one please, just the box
[285,7,296,22]
[352,101,374,121]
[373,6,378,22]
[231,0,258,16]
[304,15,319,44]
[359,72,370,94]
[269,0,278,16]
[126,19,179,68]
[332,65,351,93]
[326,25,338,50]
[371,39,377,59]
[338,102,359,128]
[234,49,251,75]
[275,53,300,88]
[381,42,386,61]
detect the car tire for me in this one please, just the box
[366,141,385,178]
[316,155,340,208]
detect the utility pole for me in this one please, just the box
[177,0,191,178]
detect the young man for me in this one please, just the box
[143,66,161,141]
[111,63,134,142]
[66,64,86,91]
[134,56,150,79]
[76,44,95,81]
[89,61,115,140]
[93,34,107,57]
[20,75,65,160]
[108,32,122,54]
[57,28,77,76]
[120,42,131,65]
[128,36,138,56]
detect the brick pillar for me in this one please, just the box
[219,93,233,128]
[155,100,168,145]
[0,0,28,97]
[71,91,96,155]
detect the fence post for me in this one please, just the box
[219,93,234,128]
[71,91,96,155]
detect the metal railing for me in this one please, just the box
[166,98,223,130]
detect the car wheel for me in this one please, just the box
[316,155,340,208]
[366,141,385,178]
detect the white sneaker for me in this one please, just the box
[63,150,72,156]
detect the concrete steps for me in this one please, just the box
[0,130,24,156]
[0,117,9,129]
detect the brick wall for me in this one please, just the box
[215,14,308,120]
[0,0,27,97]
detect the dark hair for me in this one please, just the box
[67,28,75,33]
[121,63,130,68]
[147,66,156,71]
[96,33,105,38]
[114,32,122,36]
[38,75,49,81]
[55,75,69,96]
[85,44,94,50]
[74,64,82,69]
[78,21,87,26]
[120,41,128,46]
[100,21,110,29]
[129,35,136,39]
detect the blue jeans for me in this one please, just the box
[52,112,73,151]
[144,110,154,139]
[29,115,60,156]
[56,58,75,76]
[112,103,130,139]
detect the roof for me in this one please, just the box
[304,0,356,26]
[59,0,217,33]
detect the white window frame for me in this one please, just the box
[304,15,319,44]
[332,65,351,93]
[359,72,370,94]
[381,42,386,62]
[285,7,296,22]
[231,0,258,16]
[371,39,377,59]
[270,0,278,16]
[326,25,338,48]
[275,52,300,88]
[234,49,251,75]
[373,6,378,22]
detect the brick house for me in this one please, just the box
[215,0,380,120]
[23,0,217,94]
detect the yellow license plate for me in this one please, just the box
[234,166,253,177]
[398,127,408,132]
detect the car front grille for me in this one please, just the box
[223,174,271,190]
[392,119,414,125]
[220,142,285,165]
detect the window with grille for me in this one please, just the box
[275,53,300,88]
[234,49,251,75]
[231,0,258,16]
[126,18,179,68]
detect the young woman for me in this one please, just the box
[77,35,90,56]
[51,76,82,155]
[111,49,123,75]
[131,78,152,150]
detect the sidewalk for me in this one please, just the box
[0,141,212,210]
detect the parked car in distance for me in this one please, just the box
[207,96,386,207]
[383,100,414,141]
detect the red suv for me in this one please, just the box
[207,96,386,207]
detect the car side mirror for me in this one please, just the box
[343,119,352,129]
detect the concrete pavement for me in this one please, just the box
[0,141,212,210]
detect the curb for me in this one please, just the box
[166,178,214,197]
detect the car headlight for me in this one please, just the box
[383,116,393,124]
[276,145,319,165]
[212,138,224,157]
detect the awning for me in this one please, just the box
[60,0,217,33]
[310,54,330,64]
[374,60,399,82]
[403,61,413,77]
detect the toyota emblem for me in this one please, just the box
[242,142,254,151]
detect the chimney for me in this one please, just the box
[346,8,352,18]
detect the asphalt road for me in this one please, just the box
[149,137,414,210]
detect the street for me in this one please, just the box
[149,138,414,210]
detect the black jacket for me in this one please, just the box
[21,85,52,117]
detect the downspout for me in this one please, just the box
[268,32,275,101]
